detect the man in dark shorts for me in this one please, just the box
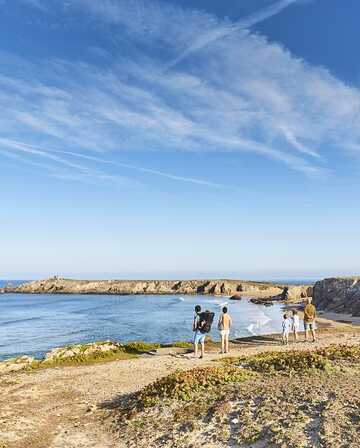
[304,297,317,342]
[193,305,206,358]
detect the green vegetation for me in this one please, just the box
[221,344,360,375]
[116,345,360,448]
[122,366,255,416]
[16,340,193,372]
[123,341,161,353]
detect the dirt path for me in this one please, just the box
[1,320,360,448]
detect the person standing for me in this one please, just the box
[291,309,300,342]
[303,298,317,342]
[218,306,232,354]
[282,313,292,345]
[193,305,205,358]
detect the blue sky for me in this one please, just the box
[1,0,360,280]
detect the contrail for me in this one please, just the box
[0,138,230,189]
[166,0,299,70]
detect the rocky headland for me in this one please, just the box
[1,277,312,300]
[313,276,360,316]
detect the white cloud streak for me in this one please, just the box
[166,0,300,70]
[1,0,360,183]
[0,138,230,188]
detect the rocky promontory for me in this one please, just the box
[313,276,360,316]
[1,277,312,300]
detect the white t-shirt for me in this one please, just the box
[282,319,292,334]
[291,315,300,331]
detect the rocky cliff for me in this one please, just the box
[313,277,360,316]
[1,277,312,299]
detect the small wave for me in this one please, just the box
[246,323,257,336]
[216,301,228,307]
[0,316,42,326]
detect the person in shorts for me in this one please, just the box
[291,309,300,342]
[218,306,232,354]
[193,305,205,358]
[303,297,317,342]
[282,313,292,345]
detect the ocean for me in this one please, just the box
[0,283,292,360]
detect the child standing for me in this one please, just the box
[282,313,292,345]
[291,310,300,342]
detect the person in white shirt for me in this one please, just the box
[282,313,292,345]
[291,309,300,342]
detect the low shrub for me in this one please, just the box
[123,341,161,353]
[221,345,360,375]
[130,366,255,411]
[239,350,331,374]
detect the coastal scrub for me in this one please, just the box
[112,344,360,447]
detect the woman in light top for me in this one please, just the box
[291,309,300,342]
[218,306,232,354]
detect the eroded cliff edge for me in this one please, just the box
[1,277,312,299]
[313,276,360,316]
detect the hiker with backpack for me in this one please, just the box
[192,305,215,359]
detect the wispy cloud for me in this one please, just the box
[166,0,300,70]
[0,138,135,187]
[1,0,360,183]
[0,138,230,188]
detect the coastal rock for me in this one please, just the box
[230,295,242,301]
[44,341,123,362]
[3,277,310,300]
[0,355,35,375]
[313,277,360,315]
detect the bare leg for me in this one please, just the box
[193,342,198,357]
[200,342,205,358]
[294,330,298,342]
[221,334,225,354]
[305,329,309,342]
[225,335,229,353]
[311,329,316,342]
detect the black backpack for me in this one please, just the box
[198,311,215,334]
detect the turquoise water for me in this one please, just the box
[0,290,287,361]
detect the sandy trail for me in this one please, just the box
[1,317,360,448]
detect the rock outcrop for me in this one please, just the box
[1,277,311,299]
[44,341,123,362]
[313,277,360,316]
[0,355,35,375]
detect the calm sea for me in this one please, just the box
[0,279,309,361]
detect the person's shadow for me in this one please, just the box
[231,334,280,346]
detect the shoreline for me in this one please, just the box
[0,308,356,369]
